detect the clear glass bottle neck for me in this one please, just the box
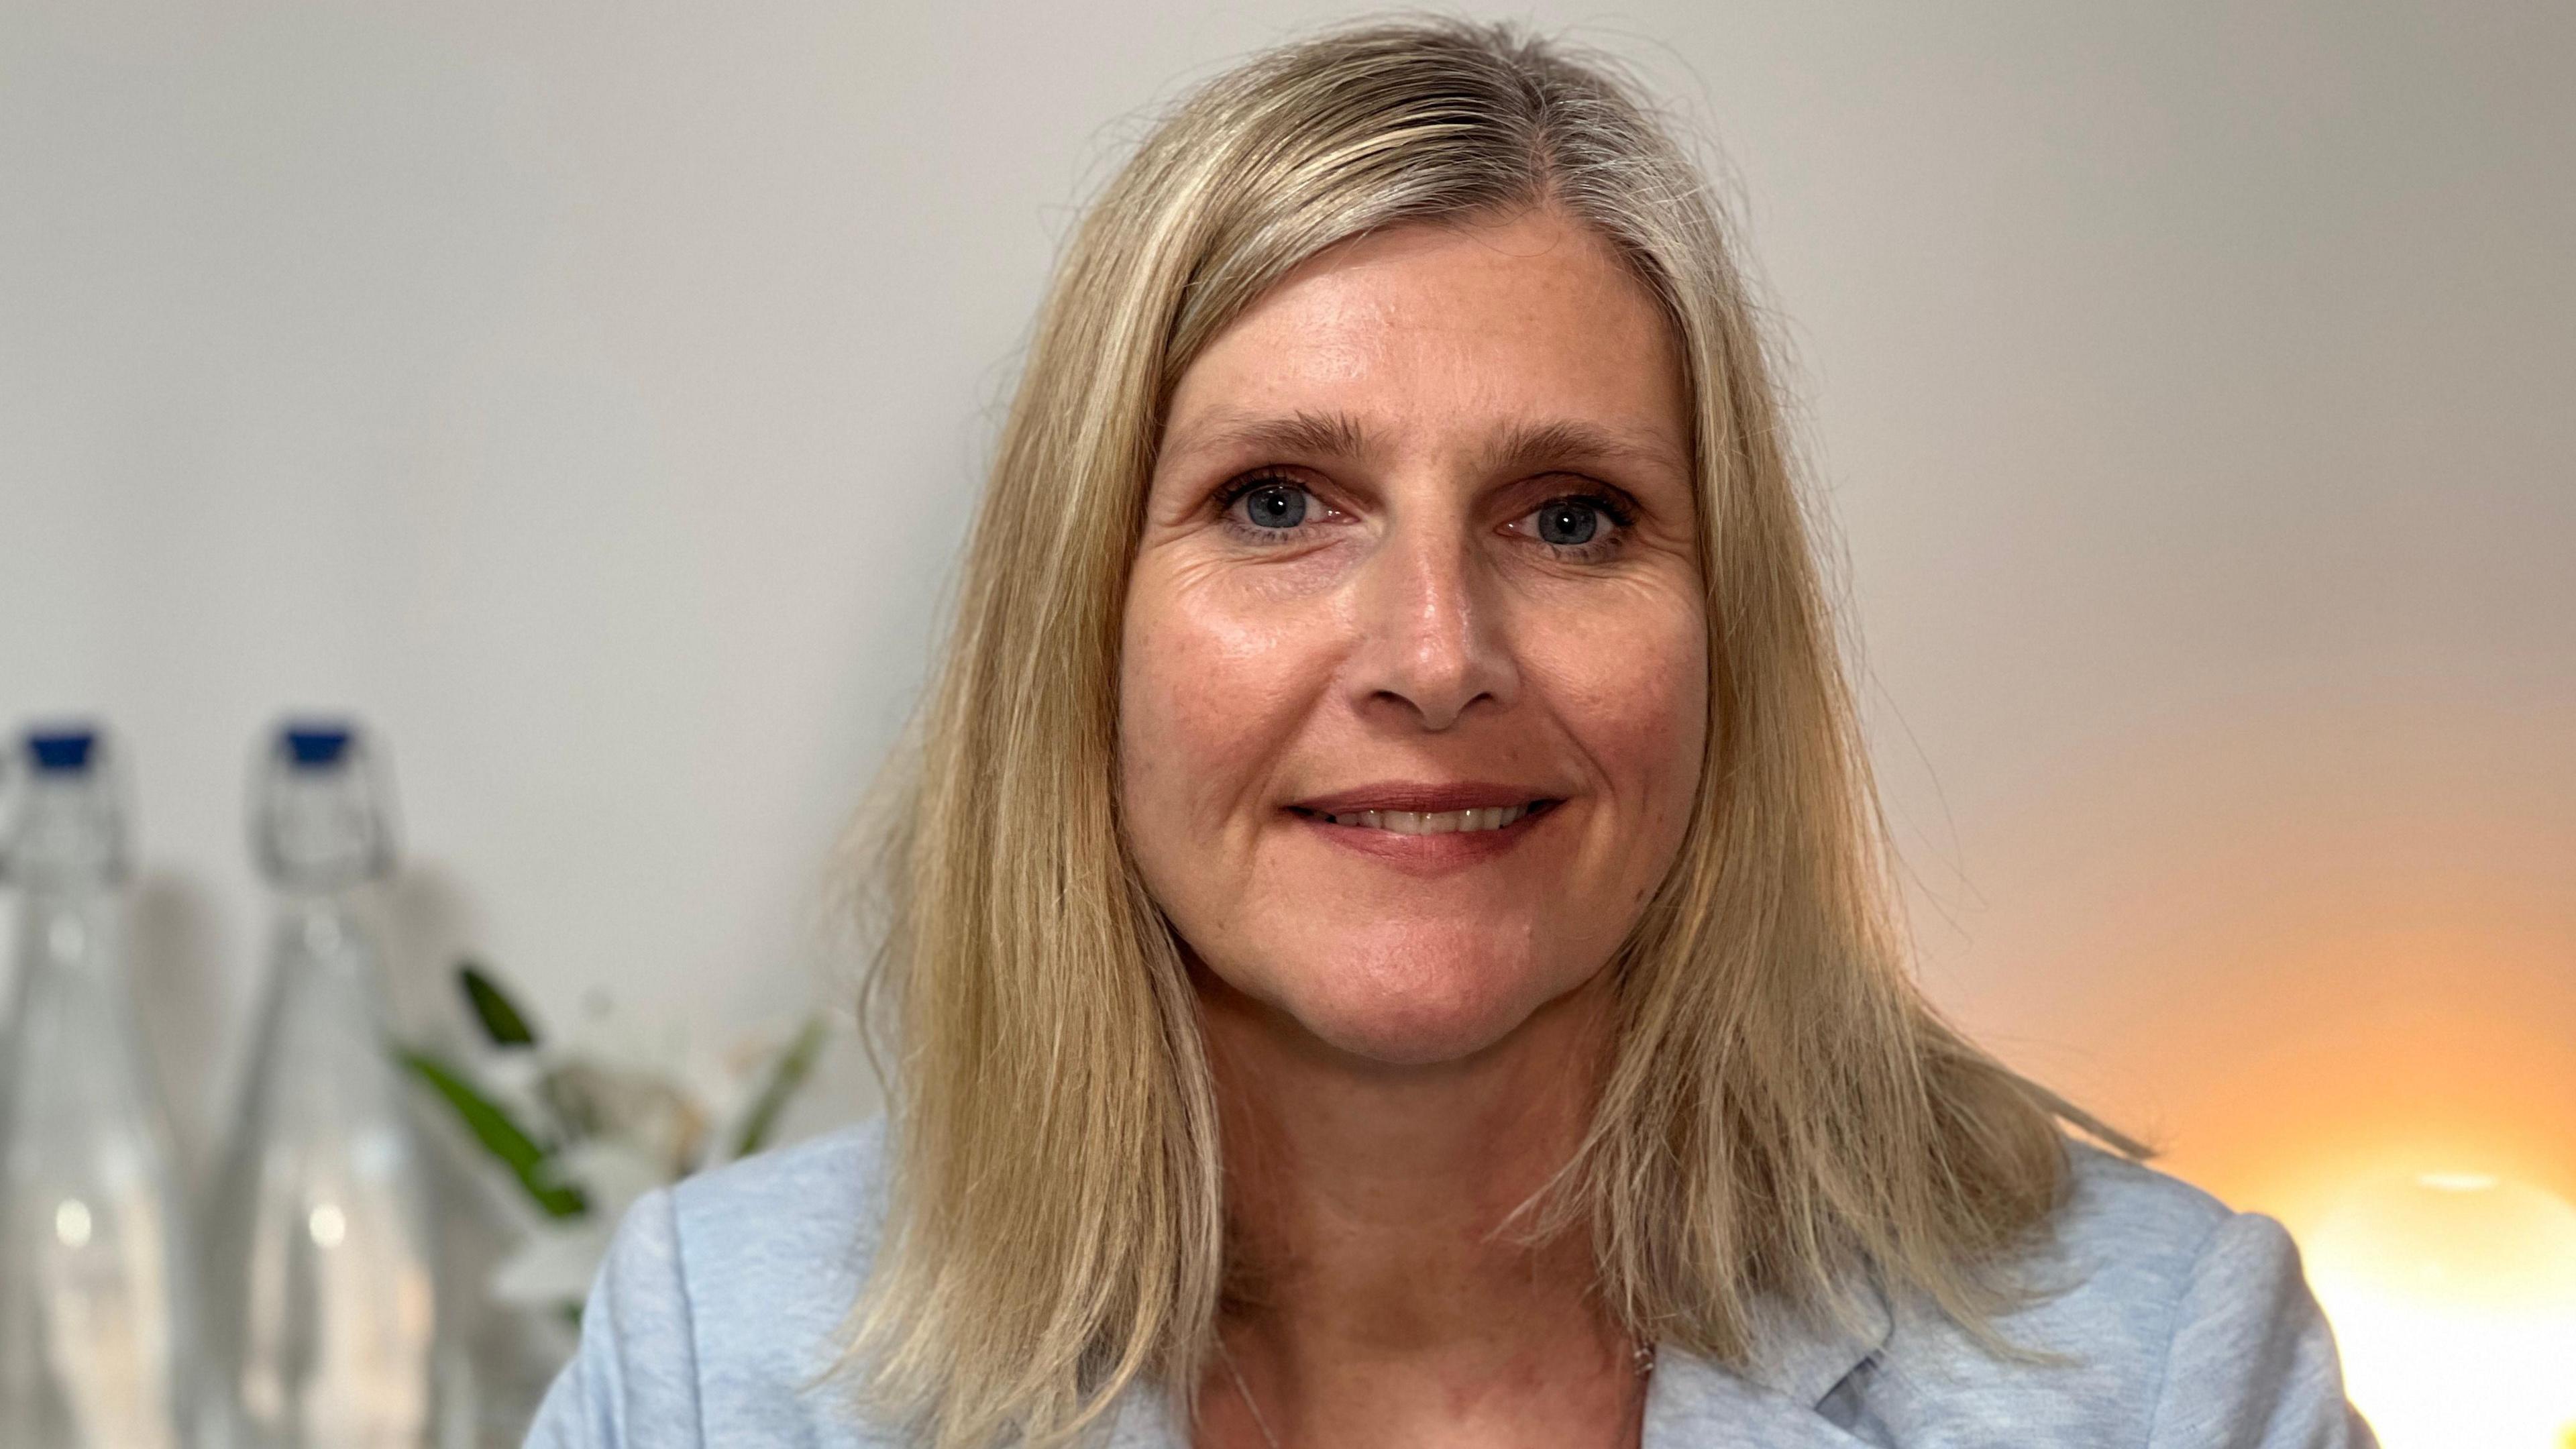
[254,749,392,892]
[268,888,392,1005]
[10,885,125,985]
[6,770,129,892]
[276,887,367,948]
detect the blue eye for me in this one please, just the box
[1234,480,1309,530]
[1533,500,1601,546]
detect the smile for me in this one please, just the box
[1284,793,1560,873]
[1295,801,1552,834]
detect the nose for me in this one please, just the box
[1344,524,1518,731]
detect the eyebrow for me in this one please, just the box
[1473,418,1688,479]
[1165,408,1373,466]
[1163,408,1687,479]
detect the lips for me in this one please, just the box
[1286,782,1563,841]
[1301,802,1540,834]
[1291,782,1558,815]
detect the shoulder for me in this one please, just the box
[1841,1139,2371,1446]
[2033,1137,2241,1320]
[523,1117,902,1449]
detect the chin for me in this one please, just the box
[1277,938,1565,1067]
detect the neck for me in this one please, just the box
[1193,964,1644,1449]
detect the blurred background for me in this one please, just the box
[3,0,2570,1438]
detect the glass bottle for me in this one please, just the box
[0,727,210,1449]
[203,723,465,1448]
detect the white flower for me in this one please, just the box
[487,1138,669,1310]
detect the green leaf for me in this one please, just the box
[458,961,540,1049]
[731,1016,828,1160]
[399,1048,588,1219]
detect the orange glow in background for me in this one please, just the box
[2299,1172,2576,1448]
[1892,704,2576,1446]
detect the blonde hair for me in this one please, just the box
[847,17,2137,1447]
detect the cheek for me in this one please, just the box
[1116,561,1331,847]
[1538,591,1709,837]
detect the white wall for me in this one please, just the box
[4,0,2570,1218]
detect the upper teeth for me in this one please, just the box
[1317,803,1534,834]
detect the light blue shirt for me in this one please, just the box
[525,1120,2376,1447]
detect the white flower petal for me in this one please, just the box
[491,1221,614,1309]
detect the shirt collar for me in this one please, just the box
[1738,1274,1894,1403]
[1643,1277,1893,1449]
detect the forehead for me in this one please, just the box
[1159,210,1690,471]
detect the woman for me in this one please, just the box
[529,19,2371,1449]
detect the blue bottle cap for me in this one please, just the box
[27,729,99,773]
[282,724,354,769]
[257,718,392,888]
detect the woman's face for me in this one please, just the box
[1120,208,1707,1067]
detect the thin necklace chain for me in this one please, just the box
[1214,1336,1283,1449]
[1212,1334,1656,1449]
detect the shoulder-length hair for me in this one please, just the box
[844,17,2134,1448]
